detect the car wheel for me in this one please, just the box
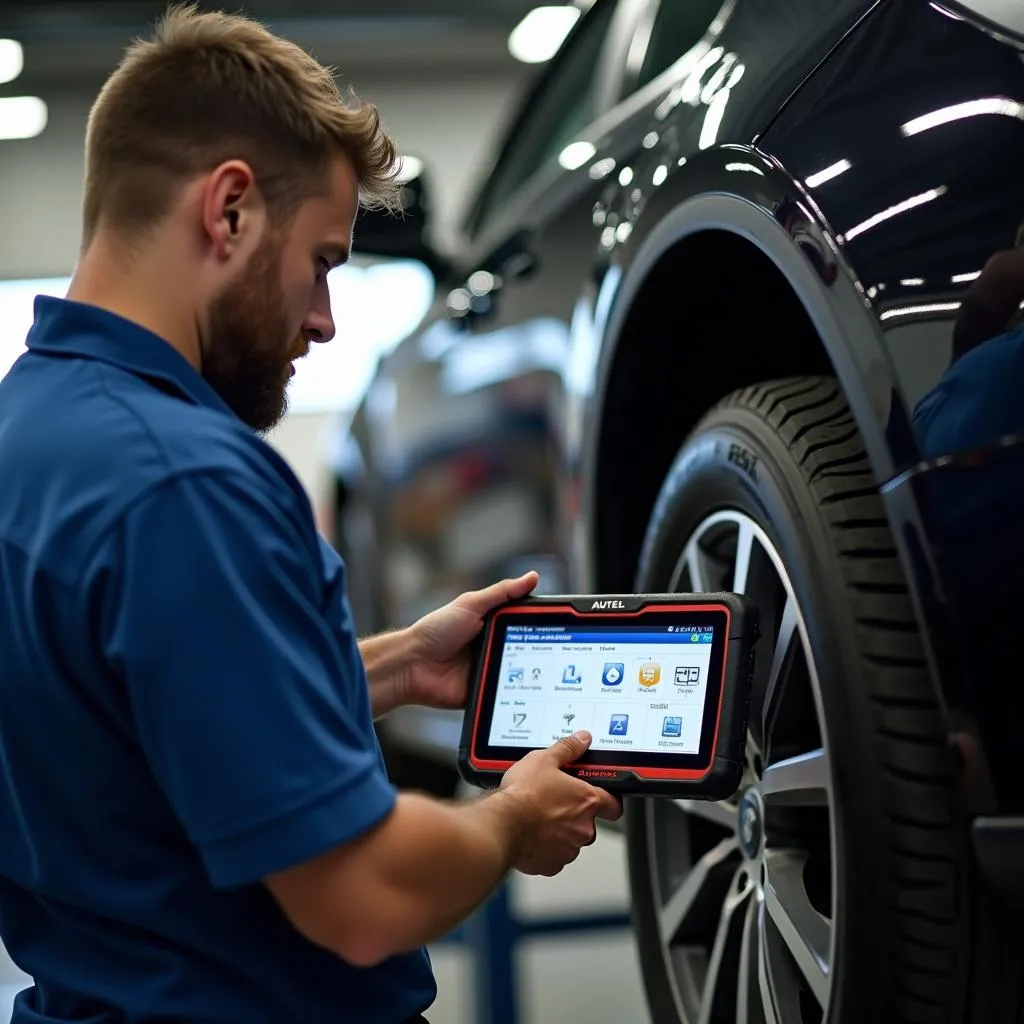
[626,377,970,1024]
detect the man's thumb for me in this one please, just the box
[551,730,591,765]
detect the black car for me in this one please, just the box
[339,1,1024,1020]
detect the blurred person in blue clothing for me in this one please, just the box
[911,226,1024,805]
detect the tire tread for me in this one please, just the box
[627,375,988,1024]
[712,377,968,1022]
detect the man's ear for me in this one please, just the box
[202,160,264,260]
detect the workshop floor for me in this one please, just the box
[0,832,645,1024]
[427,830,646,1023]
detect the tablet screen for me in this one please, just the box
[486,620,717,755]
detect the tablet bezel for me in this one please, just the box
[467,602,732,780]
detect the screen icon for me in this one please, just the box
[638,662,661,687]
[512,713,527,728]
[662,716,682,737]
[532,668,542,681]
[609,713,629,736]
[602,662,624,687]
[563,712,577,728]
[507,667,524,684]
[562,664,582,685]
[674,665,700,685]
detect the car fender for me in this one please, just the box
[574,141,957,732]
[583,142,912,510]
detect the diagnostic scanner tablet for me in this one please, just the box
[457,593,759,800]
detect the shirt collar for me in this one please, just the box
[25,295,236,418]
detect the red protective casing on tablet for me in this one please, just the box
[456,593,759,800]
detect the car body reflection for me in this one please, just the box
[335,0,1024,905]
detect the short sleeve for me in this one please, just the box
[93,470,397,889]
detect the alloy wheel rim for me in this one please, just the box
[643,509,836,1024]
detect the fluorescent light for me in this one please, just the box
[900,278,925,286]
[699,88,730,150]
[952,270,981,283]
[725,62,745,89]
[0,40,23,85]
[558,140,595,170]
[901,96,1024,136]
[879,301,961,321]
[508,5,581,64]
[700,54,736,105]
[0,96,48,140]
[804,159,851,189]
[395,155,423,182]
[681,46,723,104]
[842,186,947,242]
[725,162,764,175]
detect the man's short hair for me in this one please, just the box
[82,3,400,246]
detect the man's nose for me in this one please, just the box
[303,287,336,344]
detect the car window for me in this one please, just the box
[470,0,618,235]
[633,0,728,92]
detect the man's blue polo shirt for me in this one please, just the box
[0,297,436,1023]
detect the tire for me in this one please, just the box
[625,377,971,1024]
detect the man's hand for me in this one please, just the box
[401,571,540,711]
[265,729,622,966]
[498,731,623,876]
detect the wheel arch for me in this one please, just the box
[586,152,910,593]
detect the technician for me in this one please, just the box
[0,7,620,1024]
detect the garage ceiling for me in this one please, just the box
[0,0,542,84]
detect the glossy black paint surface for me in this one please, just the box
[762,0,1024,813]
[337,0,1024,815]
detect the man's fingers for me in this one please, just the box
[550,730,591,765]
[595,791,624,822]
[504,570,540,599]
[460,571,539,615]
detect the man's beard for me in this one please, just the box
[202,233,302,434]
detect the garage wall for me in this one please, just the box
[0,71,523,280]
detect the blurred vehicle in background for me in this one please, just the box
[334,0,1024,1021]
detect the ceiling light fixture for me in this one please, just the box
[842,186,947,242]
[804,158,852,189]
[0,96,48,141]
[508,5,581,64]
[698,88,730,150]
[901,96,1024,136]
[0,40,24,85]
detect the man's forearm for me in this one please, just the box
[359,629,416,718]
[267,789,528,968]
[356,791,526,958]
